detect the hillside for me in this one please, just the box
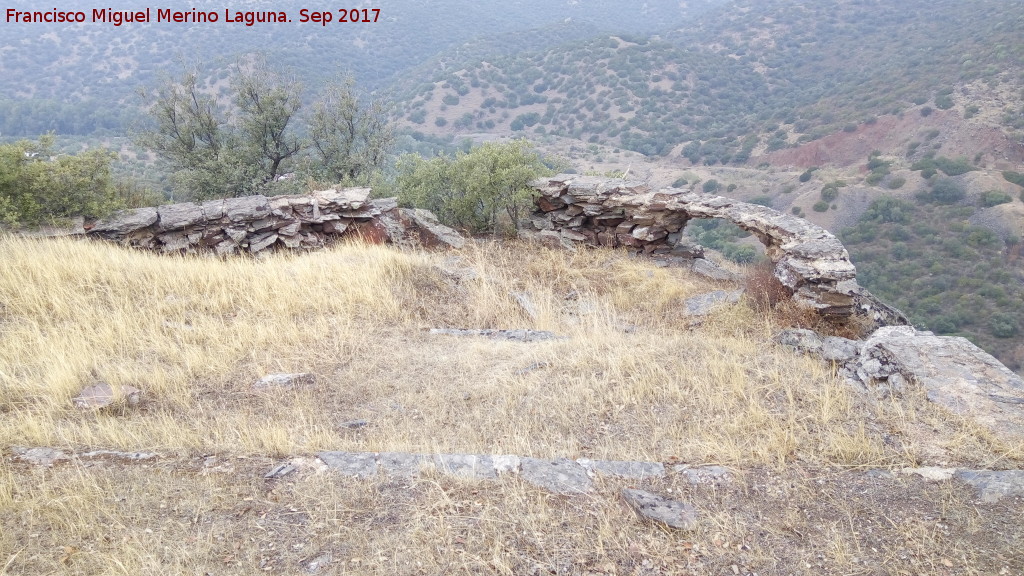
[0,0,728,137]
[397,0,1023,164]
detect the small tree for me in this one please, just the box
[232,62,303,184]
[308,76,394,186]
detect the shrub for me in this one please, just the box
[935,94,954,110]
[671,177,688,187]
[434,117,448,127]
[820,186,839,202]
[748,196,772,206]
[929,179,966,204]
[0,136,136,226]
[933,156,976,176]
[812,200,829,212]
[799,167,816,182]
[1003,170,1024,187]
[920,106,933,117]
[888,176,906,189]
[964,105,980,119]
[442,94,460,106]
[863,196,913,223]
[702,179,720,193]
[979,190,1012,207]
[791,206,802,215]
[395,139,548,235]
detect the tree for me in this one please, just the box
[135,64,240,200]
[308,76,394,185]
[233,62,303,184]
[138,64,393,200]
[395,140,549,234]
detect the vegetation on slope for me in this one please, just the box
[842,195,1024,371]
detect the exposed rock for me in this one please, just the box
[857,326,1024,443]
[621,488,698,530]
[428,328,563,342]
[528,174,907,321]
[683,290,743,316]
[510,291,539,320]
[265,463,297,479]
[317,451,378,478]
[303,553,333,574]
[253,373,316,389]
[72,383,141,410]
[673,465,732,485]
[434,454,498,479]
[577,459,665,479]
[11,446,70,466]
[689,258,737,282]
[90,207,158,234]
[81,190,463,254]
[78,450,158,462]
[955,470,1024,503]
[378,452,431,477]
[778,326,1024,443]
[520,457,592,494]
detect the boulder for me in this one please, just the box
[621,488,698,530]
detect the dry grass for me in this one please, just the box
[1,234,1021,574]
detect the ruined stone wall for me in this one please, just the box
[529,174,907,322]
[85,188,464,253]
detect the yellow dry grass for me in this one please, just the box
[0,234,1014,467]
[2,234,1023,575]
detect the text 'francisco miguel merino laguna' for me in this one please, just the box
[5,8,382,26]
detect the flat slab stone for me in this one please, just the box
[621,488,697,530]
[429,328,563,342]
[577,459,665,479]
[434,454,497,479]
[858,326,1024,443]
[520,457,592,494]
[673,465,731,484]
[379,452,431,477]
[317,451,378,478]
[683,290,743,316]
[11,446,70,466]
[955,470,1024,503]
[253,373,316,389]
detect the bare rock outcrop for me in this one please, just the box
[777,326,1024,445]
[528,174,907,322]
[85,188,463,253]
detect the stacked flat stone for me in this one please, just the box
[87,188,463,254]
[530,174,868,318]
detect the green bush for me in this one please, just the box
[442,94,460,106]
[935,94,954,110]
[812,200,830,212]
[863,196,913,223]
[820,185,839,202]
[702,179,720,193]
[799,167,816,182]
[671,177,688,187]
[1003,170,1024,187]
[929,179,966,204]
[395,139,549,235]
[0,136,136,226]
[978,190,1012,207]
[933,156,976,176]
[888,176,906,189]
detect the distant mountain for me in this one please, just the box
[397,0,1023,163]
[0,0,728,137]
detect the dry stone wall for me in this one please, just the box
[529,174,906,322]
[85,188,464,253]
